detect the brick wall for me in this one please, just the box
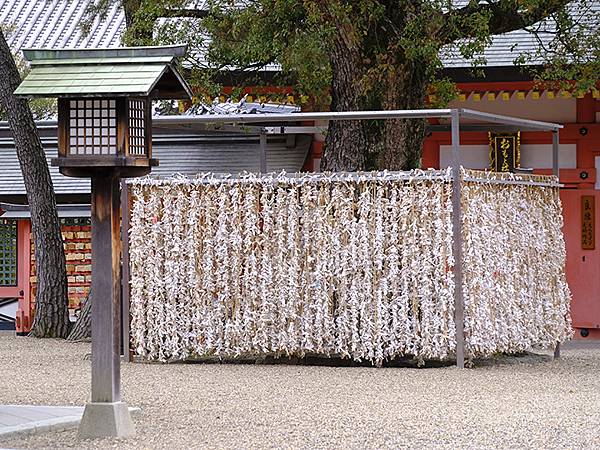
[30,218,92,313]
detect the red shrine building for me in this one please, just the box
[1,0,599,339]
[426,87,600,339]
[303,85,600,340]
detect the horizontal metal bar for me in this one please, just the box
[152,122,266,134]
[153,123,325,136]
[459,108,562,131]
[0,134,296,148]
[131,171,562,188]
[429,124,529,133]
[152,135,268,143]
[0,109,563,133]
[128,169,454,186]
[263,126,328,134]
[153,109,455,125]
[462,176,562,188]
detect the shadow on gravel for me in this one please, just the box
[134,351,554,369]
[180,355,455,368]
[471,352,553,368]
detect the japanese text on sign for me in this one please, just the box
[489,132,521,173]
[582,195,595,250]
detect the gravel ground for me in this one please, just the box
[1,334,600,449]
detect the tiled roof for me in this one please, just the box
[0,120,311,197]
[1,0,124,50]
[444,2,600,68]
[444,32,542,68]
[15,46,193,98]
[1,0,596,69]
[187,98,300,115]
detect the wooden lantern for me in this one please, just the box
[56,97,154,177]
[14,45,192,177]
[14,45,192,439]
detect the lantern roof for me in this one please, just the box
[14,45,193,100]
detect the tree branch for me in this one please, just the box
[440,0,571,44]
[160,8,209,19]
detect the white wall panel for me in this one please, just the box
[440,145,490,169]
[520,144,576,169]
[440,144,576,170]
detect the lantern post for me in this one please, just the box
[14,45,192,438]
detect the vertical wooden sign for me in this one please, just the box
[582,195,595,250]
[489,132,521,173]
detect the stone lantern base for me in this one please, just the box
[77,401,135,439]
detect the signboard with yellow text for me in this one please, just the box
[489,132,520,173]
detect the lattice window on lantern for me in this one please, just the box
[128,99,147,156]
[68,99,117,155]
[0,221,17,287]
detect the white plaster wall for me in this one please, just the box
[520,144,576,169]
[440,144,577,170]
[439,144,489,169]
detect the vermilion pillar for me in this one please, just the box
[16,220,32,334]
[0,220,32,335]
[575,94,597,187]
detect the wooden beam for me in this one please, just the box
[577,94,596,123]
[144,98,153,160]
[51,156,156,167]
[90,173,121,403]
[117,98,128,157]
[456,81,536,92]
[57,98,68,157]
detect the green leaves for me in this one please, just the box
[0,48,56,120]
[103,0,598,105]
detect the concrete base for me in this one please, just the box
[77,402,135,439]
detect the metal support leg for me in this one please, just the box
[552,130,560,361]
[121,180,131,363]
[259,131,267,173]
[552,130,559,177]
[451,109,465,369]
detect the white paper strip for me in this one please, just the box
[127,168,571,364]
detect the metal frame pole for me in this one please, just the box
[451,109,465,369]
[259,131,267,173]
[129,108,564,369]
[552,130,559,177]
[120,180,131,363]
[552,129,561,359]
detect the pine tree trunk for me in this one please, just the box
[67,291,92,341]
[0,30,70,338]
